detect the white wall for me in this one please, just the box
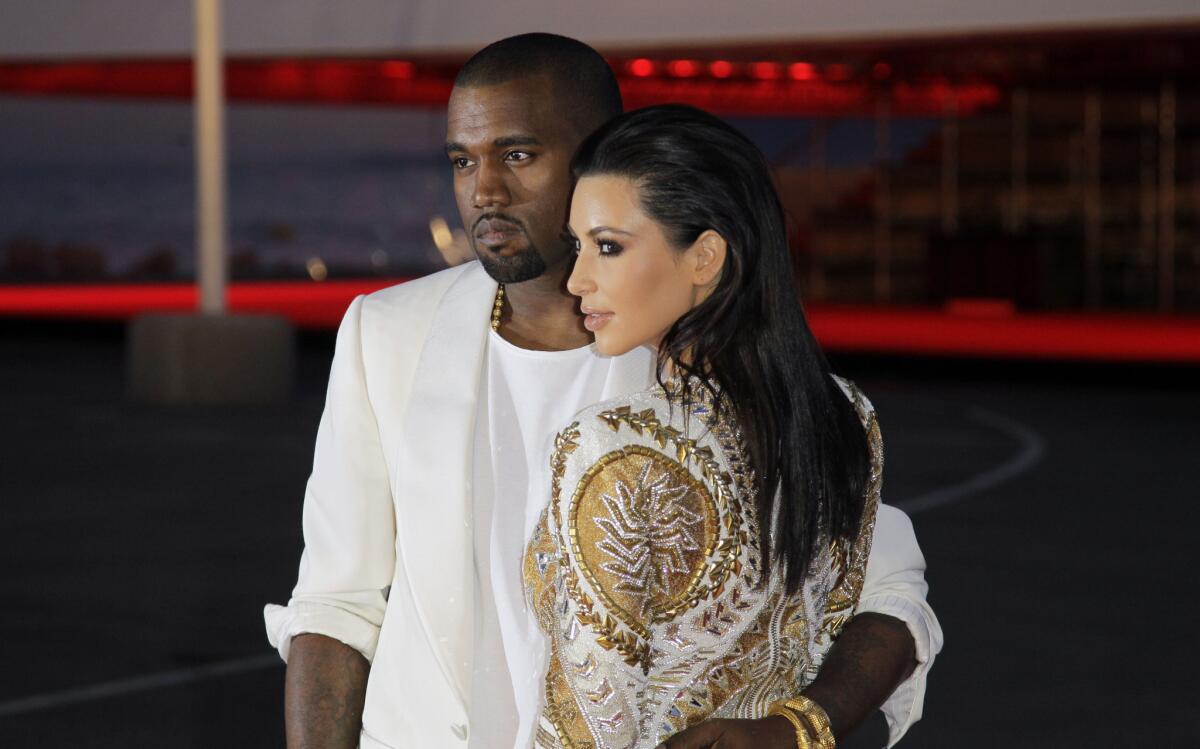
[2,0,1197,59]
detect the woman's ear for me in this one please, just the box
[691,229,727,288]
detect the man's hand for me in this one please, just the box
[658,716,796,749]
[802,612,916,737]
[658,612,917,748]
[285,633,370,749]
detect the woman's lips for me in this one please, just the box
[583,312,613,332]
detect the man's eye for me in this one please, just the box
[450,157,473,169]
[598,240,623,256]
[505,150,532,163]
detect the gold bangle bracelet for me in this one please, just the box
[782,696,836,749]
[770,706,813,749]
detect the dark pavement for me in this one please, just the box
[1,320,1197,747]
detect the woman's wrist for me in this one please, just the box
[767,695,836,749]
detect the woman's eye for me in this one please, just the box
[571,238,582,255]
[598,240,623,256]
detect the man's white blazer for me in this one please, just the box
[265,262,654,747]
[265,261,941,748]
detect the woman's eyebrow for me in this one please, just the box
[588,226,633,237]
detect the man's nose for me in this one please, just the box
[472,160,511,208]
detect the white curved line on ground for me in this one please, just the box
[0,406,1041,716]
[0,653,281,717]
[896,406,1046,515]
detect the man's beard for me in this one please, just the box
[474,242,549,284]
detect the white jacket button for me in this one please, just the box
[452,723,469,740]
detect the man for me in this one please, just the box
[265,33,941,749]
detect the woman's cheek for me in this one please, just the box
[608,266,646,354]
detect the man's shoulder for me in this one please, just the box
[360,262,486,318]
[350,261,493,371]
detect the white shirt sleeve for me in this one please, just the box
[854,503,944,747]
[263,295,397,663]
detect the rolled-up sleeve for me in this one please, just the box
[855,503,944,747]
[263,294,397,663]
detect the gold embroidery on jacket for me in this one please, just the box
[569,446,716,634]
[525,378,884,749]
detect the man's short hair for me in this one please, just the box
[454,33,623,135]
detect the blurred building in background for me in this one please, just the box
[1,1,1198,326]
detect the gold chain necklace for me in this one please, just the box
[490,283,505,332]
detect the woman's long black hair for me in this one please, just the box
[572,104,870,593]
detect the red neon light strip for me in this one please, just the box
[3,282,1200,362]
[806,306,1200,363]
[0,59,1000,116]
[0,280,406,329]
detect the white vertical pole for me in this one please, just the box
[195,0,227,314]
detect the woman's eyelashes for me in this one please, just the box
[597,239,624,256]
[571,234,625,257]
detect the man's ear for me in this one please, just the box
[691,229,727,288]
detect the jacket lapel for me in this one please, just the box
[393,263,495,712]
[393,274,653,714]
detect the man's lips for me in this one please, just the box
[474,218,523,249]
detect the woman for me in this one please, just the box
[522,105,881,749]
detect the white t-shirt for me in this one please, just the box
[469,330,618,749]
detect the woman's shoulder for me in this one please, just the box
[567,382,669,425]
[558,381,728,456]
[830,374,877,427]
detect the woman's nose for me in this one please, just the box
[566,250,594,298]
